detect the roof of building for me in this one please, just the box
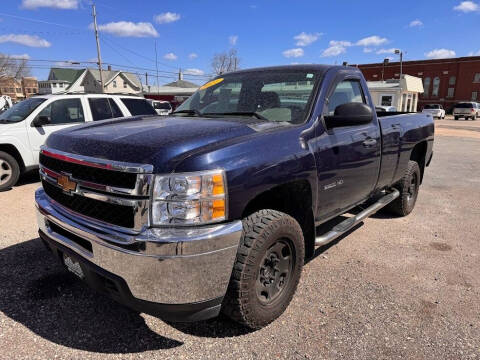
[163,79,199,88]
[357,55,480,68]
[87,69,141,89]
[49,68,85,84]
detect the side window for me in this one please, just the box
[37,98,85,125]
[108,98,123,118]
[326,79,365,115]
[120,98,157,116]
[89,98,113,121]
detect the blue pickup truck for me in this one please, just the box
[35,65,434,329]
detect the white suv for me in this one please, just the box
[0,94,156,190]
[422,104,445,119]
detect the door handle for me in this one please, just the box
[362,138,377,147]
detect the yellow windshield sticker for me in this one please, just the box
[200,78,224,90]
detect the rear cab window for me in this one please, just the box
[120,98,157,116]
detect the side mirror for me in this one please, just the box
[324,102,373,128]
[32,115,50,127]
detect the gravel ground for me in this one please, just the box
[1,118,479,359]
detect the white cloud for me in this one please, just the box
[229,35,238,46]
[294,32,322,46]
[10,54,30,60]
[21,0,78,10]
[356,35,388,47]
[0,34,51,47]
[188,53,198,59]
[468,50,480,56]
[425,48,456,59]
[409,19,424,27]
[282,48,304,58]
[163,52,177,60]
[184,68,204,75]
[154,12,181,24]
[321,40,352,57]
[95,21,158,37]
[453,1,480,12]
[376,48,397,54]
[363,48,373,53]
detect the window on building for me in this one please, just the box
[123,81,127,88]
[432,77,440,97]
[59,83,63,88]
[449,76,456,85]
[447,88,455,98]
[381,95,394,106]
[36,98,85,125]
[9,88,14,93]
[53,83,57,88]
[473,92,478,101]
[16,88,21,92]
[473,73,480,83]
[113,80,117,88]
[423,77,431,97]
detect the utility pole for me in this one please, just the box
[92,3,104,93]
[154,40,159,95]
[395,49,403,79]
[145,72,148,86]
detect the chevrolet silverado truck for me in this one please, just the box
[35,65,434,329]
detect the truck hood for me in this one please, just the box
[46,115,289,173]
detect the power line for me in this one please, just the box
[0,12,85,30]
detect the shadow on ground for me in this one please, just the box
[14,169,41,187]
[0,238,183,353]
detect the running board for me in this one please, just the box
[315,189,400,247]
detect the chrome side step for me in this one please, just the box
[315,189,400,247]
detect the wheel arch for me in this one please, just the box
[241,179,316,259]
[409,141,427,183]
[0,143,25,172]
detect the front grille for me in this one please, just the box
[42,180,135,228]
[40,153,137,189]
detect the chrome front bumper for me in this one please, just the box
[35,188,242,305]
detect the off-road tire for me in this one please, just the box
[0,151,20,191]
[385,160,421,217]
[222,209,304,329]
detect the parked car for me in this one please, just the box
[0,94,156,190]
[376,105,397,112]
[35,65,434,329]
[0,95,13,112]
[422,104,445,119]
[453,102,480,120]
[148,100,173,115]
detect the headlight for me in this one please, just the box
[151,170,227,226]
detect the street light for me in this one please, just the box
[394,49,403,79]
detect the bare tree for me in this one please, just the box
[0,54,31,79]
[211,49,240,75]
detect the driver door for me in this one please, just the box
[313,77,381,220]
[27,97,86,163]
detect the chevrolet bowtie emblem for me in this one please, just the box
[57,175,77,193]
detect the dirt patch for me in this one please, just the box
[430,242,452,251]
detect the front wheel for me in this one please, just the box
[0,151,20,191]
[385,160,421,217]
[222,209,304,329]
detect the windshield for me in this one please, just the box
[175,70,320,124]
[0,97,46,123]
[154,102,171,110]
[424,104,440,109]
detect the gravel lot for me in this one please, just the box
[1,116,479,359]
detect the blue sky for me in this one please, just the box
[0,0,479,85]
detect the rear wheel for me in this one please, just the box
[0,151,20,191]
[385,160,420,217]
[222,209,304,329]
[454,116,459,120]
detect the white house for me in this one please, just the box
[367,75,424,112]
[38,68,87,94]
[82,68,142,94]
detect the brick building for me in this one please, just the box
[358,56,480,111]
[21,77,39,98]
[0,76,38,102]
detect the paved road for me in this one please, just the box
[1,120,479,359]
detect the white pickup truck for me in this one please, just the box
[0,94,156,190]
